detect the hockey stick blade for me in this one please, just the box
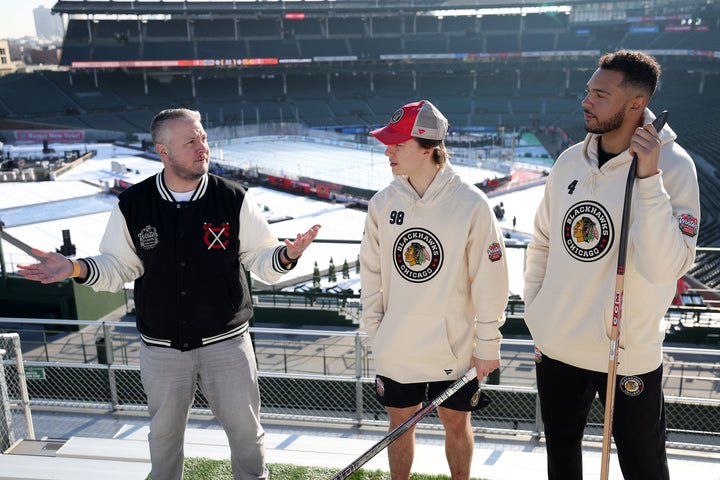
[331,367,478,480]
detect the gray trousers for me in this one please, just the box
[140,334,267,480]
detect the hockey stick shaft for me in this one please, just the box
[331,367,478,480]
[600,111,668,480]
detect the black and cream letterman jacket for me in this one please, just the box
[77,171,294,351]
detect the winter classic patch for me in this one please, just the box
[138,225,159,251]
[487,242,502,262]
[376,377,385,397]
[619,376,644,396]
[678,214,698,238]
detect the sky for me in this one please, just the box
[0,0,57,40]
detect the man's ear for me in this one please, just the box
[629,95,648,114]
[155,144,167,159]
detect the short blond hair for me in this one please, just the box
[150,108,201,145]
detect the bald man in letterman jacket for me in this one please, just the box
[18,108,321,480]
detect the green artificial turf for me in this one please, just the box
[145,459,489,479]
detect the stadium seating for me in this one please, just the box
[293,99,333,127]
[146,20,188,38]
[485,33,520,52]
[299,39,350,57]
[285,18,324,37]
[5,3,719,289]
[10,6,718,154]
[328,18,366,36]
[143,41,194,60]
[405,35,448,54]
[44,71,127,112]
[193,19,236,39]
[482,15,522,32]
[286,73,328,99]
[524,13,570,30]
[237,18,280,37]
[441,16,477,34]
[371,17,401,36]
[248,39,300,58]
[0,74,74,115]
[196,41,250,59]
[520,33,556,51]
[241,75,285,101]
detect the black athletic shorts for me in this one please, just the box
[374,375,491,411]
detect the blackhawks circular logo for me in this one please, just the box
[390,107,404,124]
[562,201,614,262]
[393,228,444,283]
[619,376,644,396]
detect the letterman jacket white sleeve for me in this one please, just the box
[238,189,294,283]
[82,202,145,292]
[359,199,383,340]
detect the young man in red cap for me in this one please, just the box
[360,100,509,480]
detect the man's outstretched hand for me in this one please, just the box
[284,224,321,261]
[17,248,74,284]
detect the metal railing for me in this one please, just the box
[1,317,719,452]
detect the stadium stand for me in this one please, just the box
[285,17,324,37]
[238,17,280,37]
[146,19,188,38]
[0,0,713,153]
[0,74,75,116]
[196,41,250,59]
[193,19,237,39]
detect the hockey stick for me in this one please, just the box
[600,110,668,480]
[331,367,478,480]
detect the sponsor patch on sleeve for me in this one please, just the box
[678,214,699,238]
[487,242,503,262]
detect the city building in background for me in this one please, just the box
[33,6,65,40]
[0,40,15,75]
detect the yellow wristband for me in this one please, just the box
[69,259,81,278]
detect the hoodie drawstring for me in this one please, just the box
[582,171,599,195]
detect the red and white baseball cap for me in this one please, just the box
[370,100,448,145]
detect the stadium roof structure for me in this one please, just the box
[50,0,716,16]
[50,0,586,16]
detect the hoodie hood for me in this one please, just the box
[582,108,677,167]
[580,108,677,193]
[389,161,464,207]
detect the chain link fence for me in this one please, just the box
[0,333,34,452]
[1,318,719,453]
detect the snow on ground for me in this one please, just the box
[217,138,508,192]
[1,139,544,298]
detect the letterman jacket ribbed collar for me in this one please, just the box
[155,170,209,202]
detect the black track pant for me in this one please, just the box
[535,352,669,480]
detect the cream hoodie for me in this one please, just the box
[523,109,700,375]
[360,162,509,383]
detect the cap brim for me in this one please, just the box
[369,125,414,145]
